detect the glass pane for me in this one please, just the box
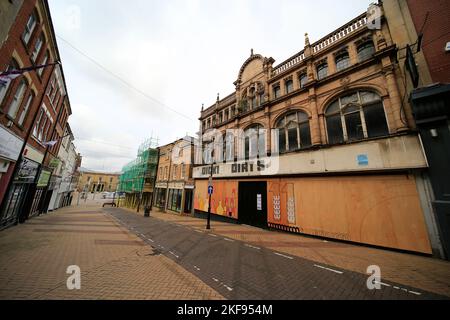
[258,130,265,157]
[317,64,328,80]
[336,53,350,71]
[358,42,375,61]
[364,102,389,138]
[340,92,358,106]
[278,129,286,153]
[286,113,297,123]
[299,123,311,148]
[360,91,380,104]
[276,117,285,128]
[297,111,308,122]
[343,105,359,113]
[287,127,298,151]
[300,74,307,88]
[326,100,340,114]
[345,112,364,141]
[245,136,250,159]
[326,114,344,144]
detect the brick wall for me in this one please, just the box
[407,0,450,83]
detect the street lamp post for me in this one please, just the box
[206,137,215,230]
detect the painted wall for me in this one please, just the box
[194,179,238,219]
[267,174,432,254]
[195,173,432,254]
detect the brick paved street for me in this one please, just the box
[107,206,450,300]
[145,209,450,298]
[1,200,449,300]
[0,200,223,300]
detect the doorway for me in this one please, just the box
[238,181,267,228]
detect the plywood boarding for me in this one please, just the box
[194,179,239,219]
[267,174,432,254]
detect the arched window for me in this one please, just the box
[276,111,311,153]
[7,78,28,120]
[244,124,265,159]
[335,51,350,71]
[224,131,234,162]
[325,90,389,144]
[317,62,328,80]
[357,41,375,62]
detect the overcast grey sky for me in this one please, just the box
[48,0,373,172]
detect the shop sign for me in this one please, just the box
[15,158,39,183]
[37,170,52,187]
[49,157,61,169]
[0,126,23,161]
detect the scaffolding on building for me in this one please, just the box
[118,137,159,209]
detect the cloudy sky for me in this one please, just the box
[48,0,372,172]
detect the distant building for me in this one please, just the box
[47,123,80,211]
[154,136,195,214]
[117,139,158,210]
[77,169,120,194]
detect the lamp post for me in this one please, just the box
[206,136,215,230]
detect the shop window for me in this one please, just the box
[335,51,350,71]
[244,124,265,159]
[325,90,388,144]
[276,111,311,153]
[357,41,375,62]
[317,62,328,80]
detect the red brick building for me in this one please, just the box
[406,0,450,83]
[0,0,72,228]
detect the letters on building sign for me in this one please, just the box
[199,160,267,177]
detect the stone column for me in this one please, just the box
[308,91,321,145]
[383,65,408,131]
[265,106,271,155]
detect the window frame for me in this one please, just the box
[22,11,38,45]
[335,51,350,71]
[357,41,375,62]
[276,111,311,153]
[316,63,328,80]
[324,90,388,144]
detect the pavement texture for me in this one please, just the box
[0,199,449,300]
[0,200,223,300]
[104,206,450,300]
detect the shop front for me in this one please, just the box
[0,157,39,227]
[193,134,434,254]
[154,182,167,210]
[0,125,24,207]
